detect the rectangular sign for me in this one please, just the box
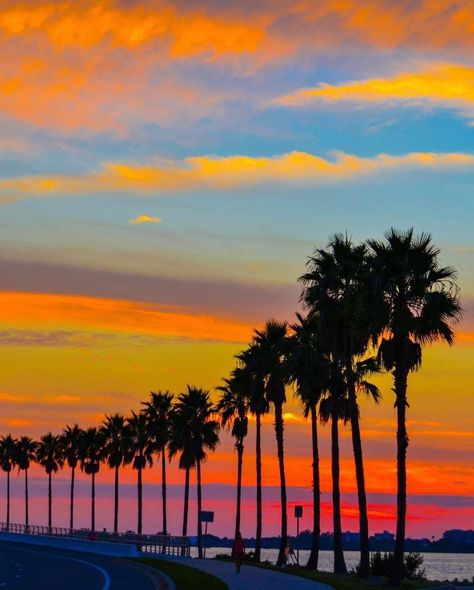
[199,511,214,523]
[294,505,303,518]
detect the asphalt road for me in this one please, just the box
[0,542,163,590]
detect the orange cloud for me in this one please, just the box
[275,63,474,118]
[128,215,162,225]
[0,292,253,343]
[1,151,474,200]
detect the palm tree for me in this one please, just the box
[300,235,374,576]
[36,433,63,528]
[251,320,290,566]
[237,347,269,562]
[0,435,16,527]
[126,411,154,534]
[14,436,37,528]
[367,228,461,583]
[79,427,105,532]
[170,386,219,558]
[101,414,129,534]
[286,313,329,570]
[60,424,83,530]
[216,371,249,541]
[142,391,174,534]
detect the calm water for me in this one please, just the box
[191,547,474,581]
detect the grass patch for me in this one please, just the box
[215,556,438,590]
[138,557,228,590]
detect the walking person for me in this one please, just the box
[232,531,245,573]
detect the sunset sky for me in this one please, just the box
[0,0,473,539]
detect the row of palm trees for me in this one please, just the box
[0,229,461,584]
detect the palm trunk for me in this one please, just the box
[91,471,96,532]
[197,459,203,558]
[331,404,347,574]
[161,449,167,534]
[69,465,75,530]
[114,464,119,533]
[274,402,288,567]
[137,465,143,534]
[391,364,409,585]
[255,411,262,561]
[182,466,190,536]
[25,468,29,527]
[6,470,10,528]
[347,363,370,577]
[306,403,320,570]
[48,471,52,528]
[234,440,244,540]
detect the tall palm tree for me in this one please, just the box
[0,435,16,527]
[14,436,37,528]
[36,433,63,528]
[101,414,129,534]
[251,320,289,567]
[142,391,174,534]
[60,424,83,530]
[79,427,105,532]
[236,346,269,562]
[216,371,249,541]
[286,313,329,570]
[300,235,374,576]
[170,386,219,558]
[126,411,154,534]
[367,228,461,583]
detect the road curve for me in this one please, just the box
[0,542,164,590]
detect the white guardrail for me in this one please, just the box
[0,522,191,557]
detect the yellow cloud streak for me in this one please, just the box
[275,63,474,115]
[0,292,253,343]
[128,215,162,225]
[1,150,474,200]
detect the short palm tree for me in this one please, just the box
[286,313,329,570]
[60,424,83,530]
[170,386,219,558]
[14,436,37,528]
[367,228,461,583]
[236,346,269,561]
[142,391,174,534]
[101,414,129,533]
[80,427,105,532]
[0,435,16,527]
[251,320,289,567]
[126,411,154,534]
[216,371,249,541]
[36,433,63,528]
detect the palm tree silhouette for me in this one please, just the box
[251,320,289,566]
[36,433,63,528]
[60,424,83,530]
[80,427,105,532]
[367,228,461,583]
[142,391,174,534]
[0,435,16,527]
[300,235,375,576]
[286,313,329,570]
[101,414,129,534]
[170,386,219,558]
[14,436,37,528]
[237,346,269,562]
[126,411,154,534]
[216,371,249,542]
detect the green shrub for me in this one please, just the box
[367,551,425,581]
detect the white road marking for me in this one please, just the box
[2,546,111,590]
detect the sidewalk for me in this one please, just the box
[164,557,333,590]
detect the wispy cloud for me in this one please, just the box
[274,63,474,120]
[1,150,474,201]
[128,215,162,225]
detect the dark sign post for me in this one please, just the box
[199,511,214,558]
[294,506,303,565]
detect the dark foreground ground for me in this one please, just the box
[0,542,165,590]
